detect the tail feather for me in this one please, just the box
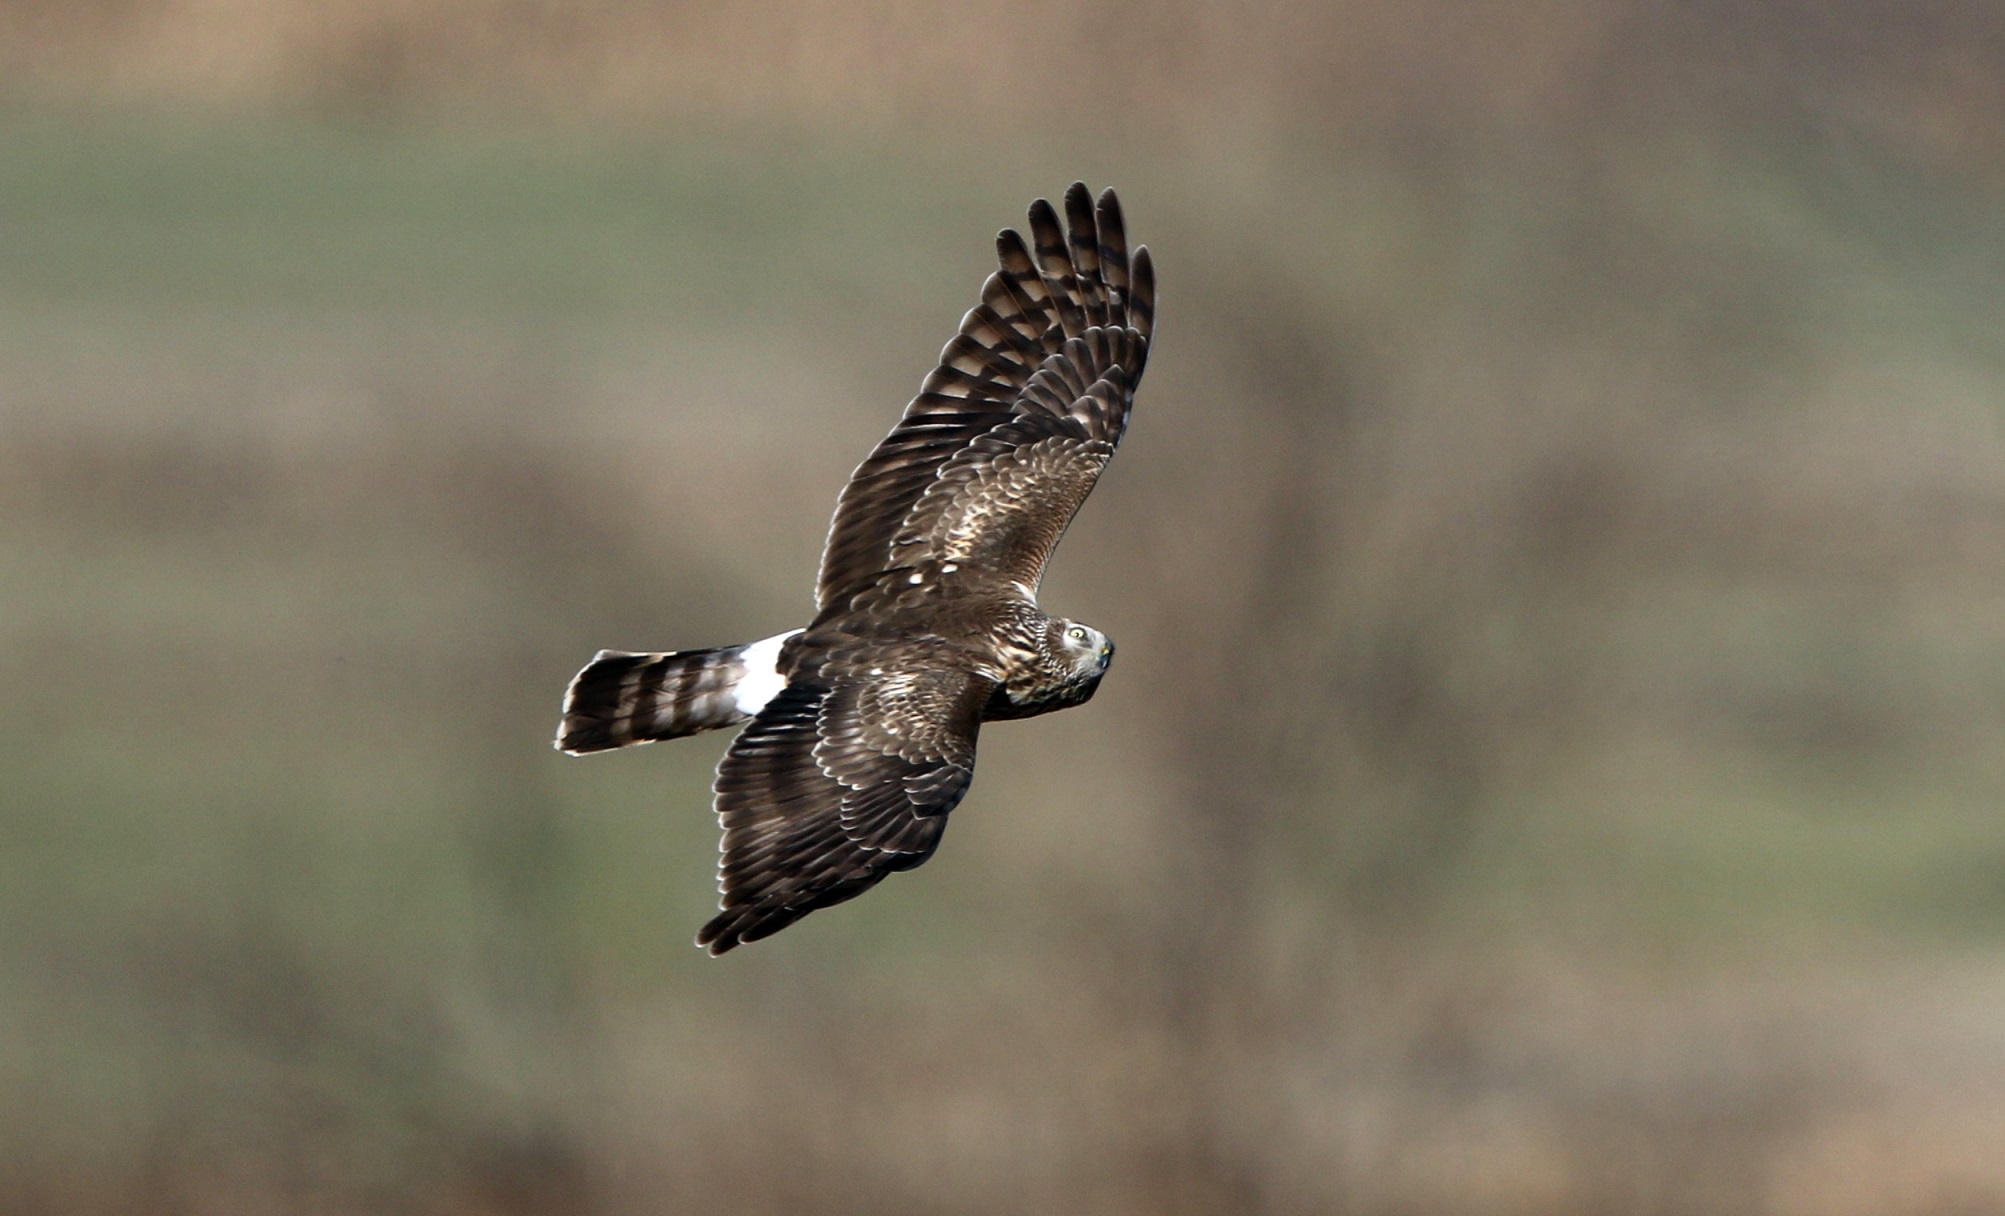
[555,630,800,755]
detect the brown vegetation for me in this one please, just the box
[4,3,2005,1213]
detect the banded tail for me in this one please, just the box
[555,630,801,755]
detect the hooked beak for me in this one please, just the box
[1097,640,1114,672]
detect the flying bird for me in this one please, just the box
[555,184,1155,954]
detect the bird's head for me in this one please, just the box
[1053,618,1114,680]
[984,615,1116,721]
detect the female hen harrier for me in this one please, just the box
[556,183,1154,954]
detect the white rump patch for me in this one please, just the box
[734,629,803,716]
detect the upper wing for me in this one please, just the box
[815,183,1156,610]
[696,654,993,954]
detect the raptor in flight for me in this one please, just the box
[556,184,1155,953]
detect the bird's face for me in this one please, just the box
[1055,619,1114,679]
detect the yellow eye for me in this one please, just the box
[1066,626,1087,642]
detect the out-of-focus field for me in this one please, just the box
[5,3,2005,1213]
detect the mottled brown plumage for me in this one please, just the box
[557,183,1154,953]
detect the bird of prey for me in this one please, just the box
[555,183,1155,954]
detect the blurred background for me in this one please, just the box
[5,2,2005,1212]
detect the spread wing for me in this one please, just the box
[815,183,1156,610]
[696,652,993,954]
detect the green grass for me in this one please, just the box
[6,108,2005,1211]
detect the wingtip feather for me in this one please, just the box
[1095,189,1130,302]
[1130,244,1156,341]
